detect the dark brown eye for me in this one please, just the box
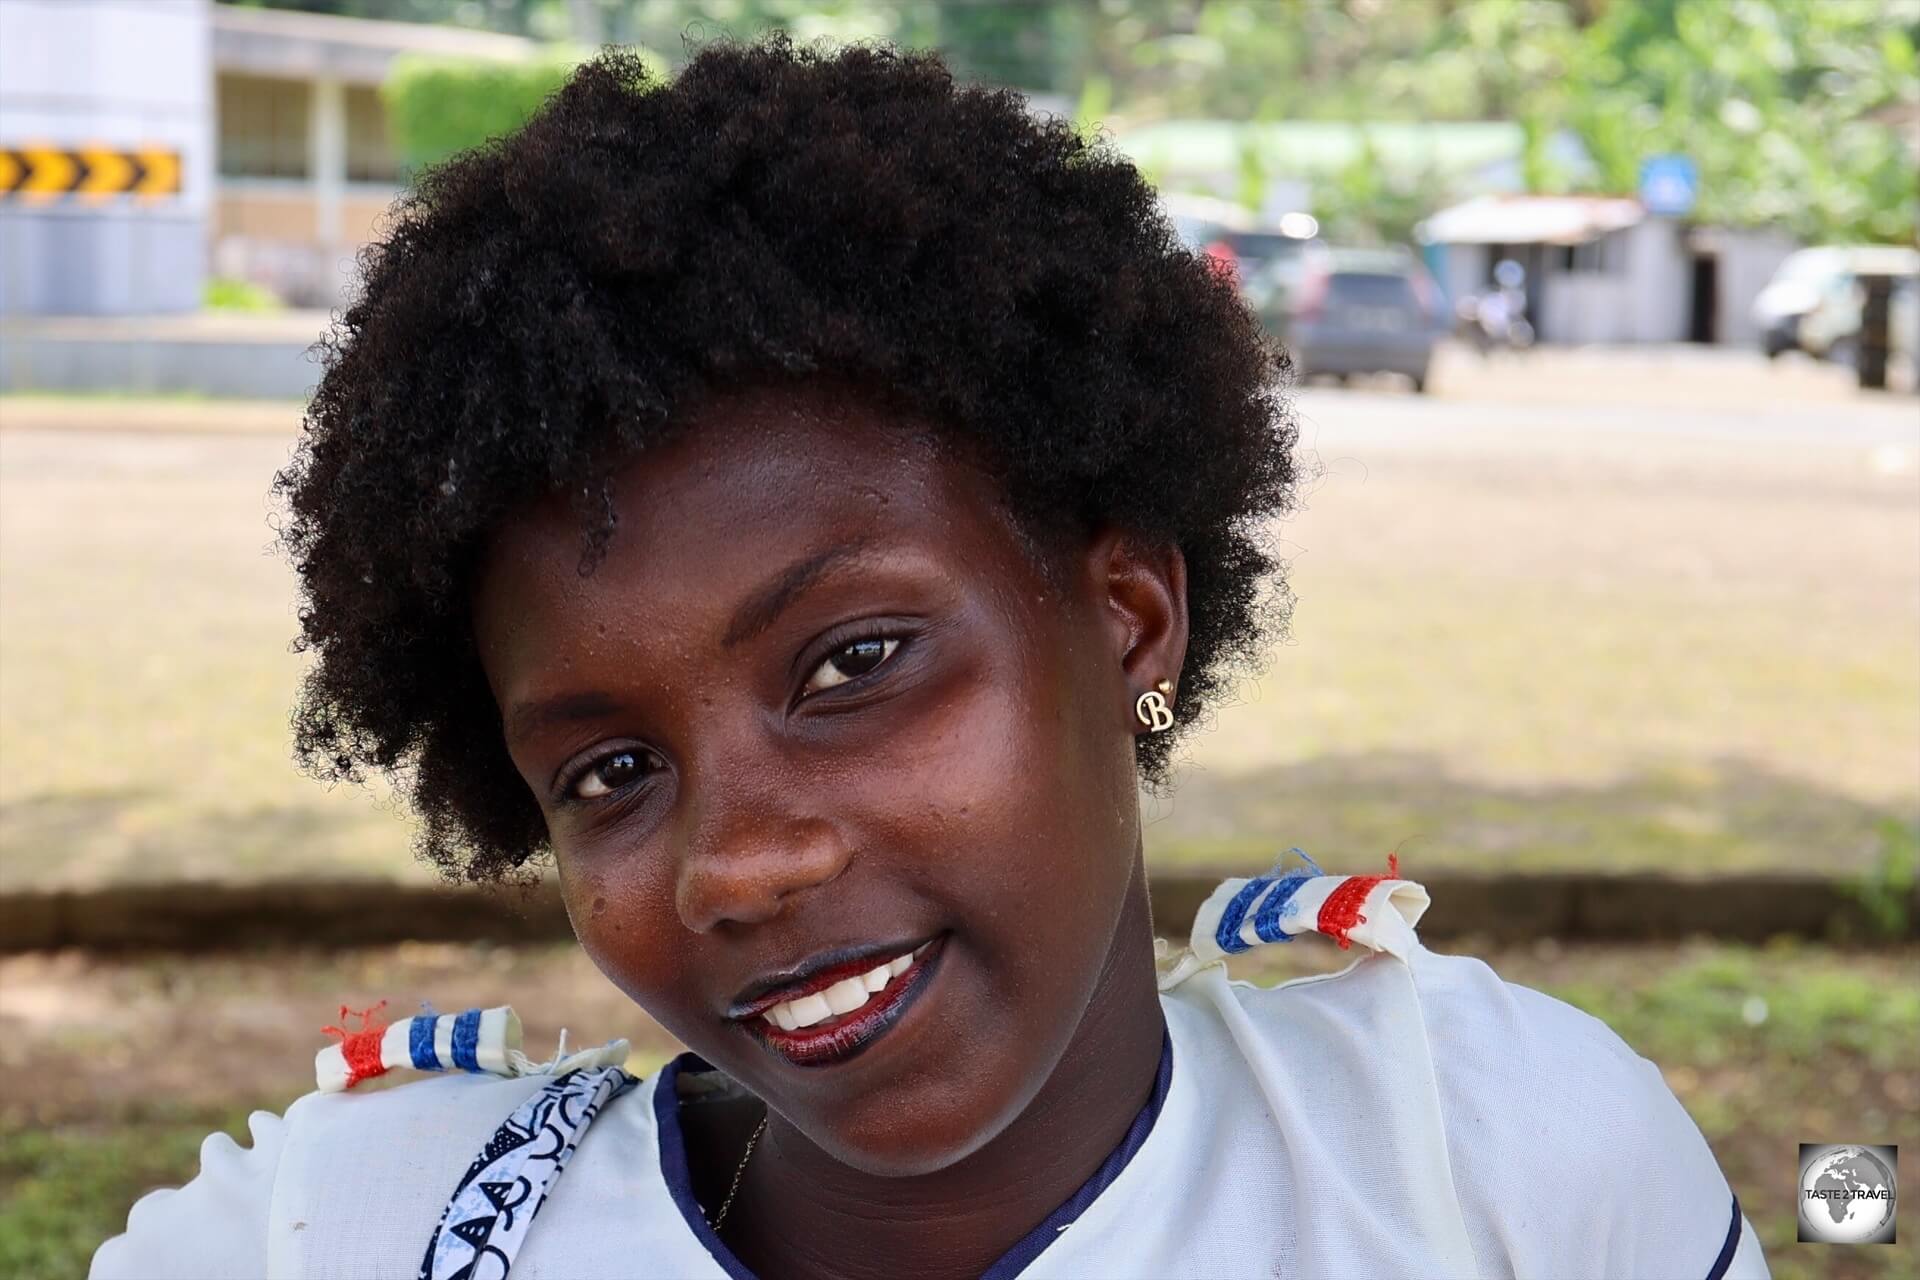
[802,636,900,697]
[572,750,649,800]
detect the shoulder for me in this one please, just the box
[91,1071,641,1280]
[1402,945,1709,1171]
[1404,943,1662,1115]
[283,1066,564,1152]
[1174,946,1763,1279]
[1404,946,1758,1279]
[90,1108,290,1280]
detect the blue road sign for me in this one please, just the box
[1639,154,1698,217]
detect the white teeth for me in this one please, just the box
[762,947,930,1032]
[822,977,869,1015]
[787,992,832,1028]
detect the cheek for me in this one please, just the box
[866,624,1128,959]
[555,852,689,1016]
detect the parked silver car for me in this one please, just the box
[1249,245,1444,392]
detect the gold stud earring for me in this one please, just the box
[1135,679,1175,732]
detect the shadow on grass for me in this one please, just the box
[1145,751,1915,877]
[3,753,1912,890]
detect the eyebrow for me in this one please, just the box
[504,690,621,745]
[721,537,880,649]
[505,539,883,744]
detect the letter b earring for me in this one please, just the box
[1135,679,1175,732]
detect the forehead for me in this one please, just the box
[471,383,1035,653]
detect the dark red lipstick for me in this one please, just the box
[734,934,947,1067]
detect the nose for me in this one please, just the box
[675,802,852,934]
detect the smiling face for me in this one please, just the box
[471,381,1184,1176]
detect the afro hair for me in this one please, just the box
[275,36,1298,882]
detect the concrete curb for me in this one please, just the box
[0,395,302,435]
[3,870,1912,953]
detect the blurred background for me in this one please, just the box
[0,1,1915,1276]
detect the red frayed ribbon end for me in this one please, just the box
[320,1000,391,1090]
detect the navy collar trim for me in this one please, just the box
[653,1029,1175,1280]
[652,1053,759,1280]
[1703,1194,1743,1280]
[980,1028,1174,1279]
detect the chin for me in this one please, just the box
[787,1067,1037,1179]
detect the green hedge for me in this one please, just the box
[382,45,668,176]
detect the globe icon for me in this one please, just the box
[1799,1146,1896,1243]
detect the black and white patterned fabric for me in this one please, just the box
[419,1065,638,1280]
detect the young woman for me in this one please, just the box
[94,39,1767,1280]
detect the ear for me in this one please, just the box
[1083,525,1190,733]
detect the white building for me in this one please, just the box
[1421,194,1798,348]
[210,3,535,305]
[0,0,214,314]
[1,1,536,316]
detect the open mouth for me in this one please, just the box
[731,935,946,1067]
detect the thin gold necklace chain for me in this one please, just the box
[708,1113,769,1233]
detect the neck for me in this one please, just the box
[724,857,1165,1280]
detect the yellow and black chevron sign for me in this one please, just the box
[0,144,182,202]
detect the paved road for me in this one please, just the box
[1298,345,1920,451]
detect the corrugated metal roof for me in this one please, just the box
[1419,194,1644,245]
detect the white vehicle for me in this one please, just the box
[1754,245,1920,359]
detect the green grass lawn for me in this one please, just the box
[2,365,1916,888]
[3,940,1911,1279]
[0,1106,255,1279]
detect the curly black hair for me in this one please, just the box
[276,36,1298,883]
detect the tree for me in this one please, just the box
[1550,0,1920,243]
[242,0,1920,244]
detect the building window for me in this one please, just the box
[218,74,309,180]
[346,86,399,184]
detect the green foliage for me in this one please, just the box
[1074,73,1113,142]
[1147,0,1919,245]
[201,277,283,313]
[217,2,1920,247]
[1545,0,1920,243]
[1547,942,1920,1071]
[383,49,638,175]
[1849,818,1920,939]
[1312,131,1448,245]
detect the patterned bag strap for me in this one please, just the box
[418,1065,639,1280]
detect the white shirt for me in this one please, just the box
[92,874,1770,1279]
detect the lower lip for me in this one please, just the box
[745,936,946,1068]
